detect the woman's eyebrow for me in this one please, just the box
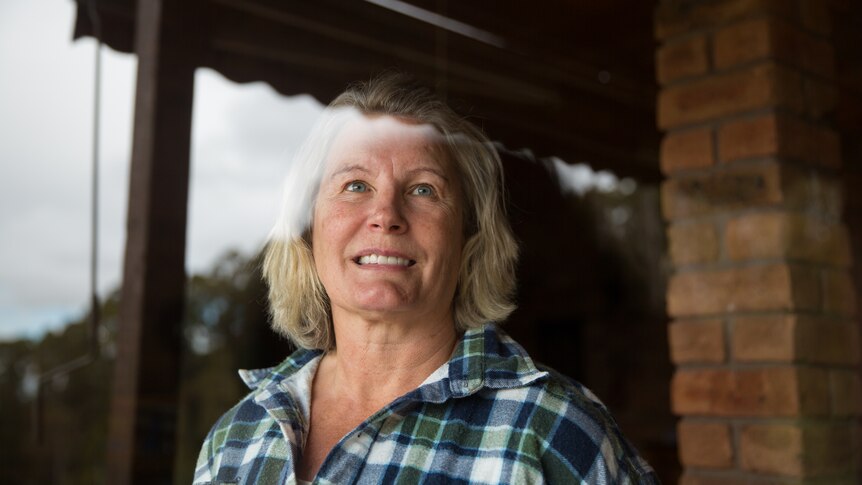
[407,166,449,182]
[329,164,370,179]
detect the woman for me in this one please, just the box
[195,74,658,484]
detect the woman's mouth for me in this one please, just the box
[355,254,416,266]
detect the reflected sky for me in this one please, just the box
[0,0,322,340]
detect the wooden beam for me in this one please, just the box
[206,0,652,108]
[106,0,198,482]
[200,0,659,179]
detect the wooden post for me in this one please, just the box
[106,0,197,482]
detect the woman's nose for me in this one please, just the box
[369,192,407,233]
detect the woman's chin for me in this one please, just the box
[344,299,413,317]
[333,293,440,323]
[344,285,415,311]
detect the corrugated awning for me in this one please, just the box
[73,0,660,181]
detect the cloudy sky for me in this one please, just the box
[0,0,322,340]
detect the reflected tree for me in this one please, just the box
[0,249,291,483]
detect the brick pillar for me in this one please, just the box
[655,1,862,483]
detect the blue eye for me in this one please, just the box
[345,181,368,192]
[412,184,435,197]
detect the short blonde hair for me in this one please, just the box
[263,73,518,350]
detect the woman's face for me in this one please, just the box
[311,115,464,326]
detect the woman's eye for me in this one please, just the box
[411,184,435,197]
[345,181,368,192]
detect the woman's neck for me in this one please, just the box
[320,312,458,411]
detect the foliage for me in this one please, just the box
[0,249,291,484]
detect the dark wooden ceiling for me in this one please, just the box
[74,0,660,181]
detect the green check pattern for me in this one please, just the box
[194,324,659,484]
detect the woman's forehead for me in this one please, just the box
[325,114,450,172]
[333,115,442,149]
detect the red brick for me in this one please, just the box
[800,320,861,366]
[740,423,853,477]
[655,0,799,40]
[657,35,710,85]
[661,128,714,174]
[677,420,734,468]
[802,424,855,476]
[732,315,862,365]
[661,162,839,220]
[732,315,796,362]
[830,370,862,416]
[669,320,726,364]
[671,367,830,417]
[740,423,804,476]
[713,18,772,69]
[785,115,839,166]
[787,170,843,220]
[717,113,842,167]
[667,264,819,317]
[658,63,804,129]
[668,221,719,266]
[724,211,853,266]
[718,115,779,162]
[661,161,782,219]
[794,367,831,416]
[713,18,834,76]
[822,269,858,316]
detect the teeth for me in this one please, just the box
[358,254,411,266]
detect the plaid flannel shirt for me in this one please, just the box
[194,324,659,484]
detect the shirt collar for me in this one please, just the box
[239,346,322,391]
[446,323,549,398]
[239,323,548,404]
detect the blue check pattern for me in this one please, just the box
[194,324,659,484]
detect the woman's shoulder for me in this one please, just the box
[532,363,614,419]
[205,387,269,438]
[520,364,658,484]
[467,324,658,483]
[474,357,622,442]
[470,365,658,483]
[194,350,320,483]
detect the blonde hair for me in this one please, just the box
[263,73,519,349]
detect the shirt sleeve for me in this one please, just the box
[193,425,218,484]
[534,382,661,484]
